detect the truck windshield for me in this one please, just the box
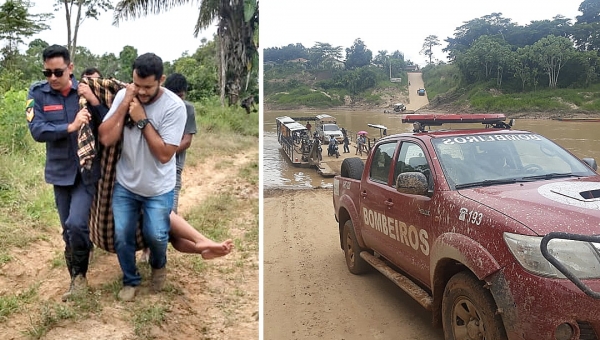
[431,133,596,189]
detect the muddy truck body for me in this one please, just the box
[332,114,600,340]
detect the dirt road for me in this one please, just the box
[407,72,430,111]
[263,189,444,340]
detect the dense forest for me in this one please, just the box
[264,0,600,112]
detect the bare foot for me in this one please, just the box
[199,239,234,260]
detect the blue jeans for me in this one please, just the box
[112,182,173,286]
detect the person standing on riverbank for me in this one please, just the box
[343,134,350,153]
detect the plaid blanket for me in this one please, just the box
[77,78,145,252]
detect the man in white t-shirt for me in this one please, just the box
[98,53,186,302]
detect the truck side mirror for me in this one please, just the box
[396,172,428,196]
[583,158,598,171]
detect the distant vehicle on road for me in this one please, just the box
[417,88,426,96]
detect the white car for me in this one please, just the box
[320,123,344,144]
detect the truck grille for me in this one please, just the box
[578,321,598,340]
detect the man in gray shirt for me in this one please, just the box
[99,53,186,302]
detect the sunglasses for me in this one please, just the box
[42,67,68,78]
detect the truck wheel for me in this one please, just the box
[342,220,370,275]
[442,272,507,340]
[340,158,364,180]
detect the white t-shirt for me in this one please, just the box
[103,88,186,197]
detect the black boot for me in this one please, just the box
[64,248,73,279]
[62,249,89,302]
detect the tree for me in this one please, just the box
[512,46,533,91]
[96,52,119,77]
[373,50,388,68]
[117,45,137,83]
[444,13,515,61]
[113,0,259,107]
[420,35,440,64]
[531,35,576,88]
[0,0,51,69]
[308,42,343,69]
[53,0,113,63]
[345,38,372,69]
[264,43,308,63]
[577,0,600,23]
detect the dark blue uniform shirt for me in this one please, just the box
[27,76,107,186]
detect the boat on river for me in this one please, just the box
[276,116,318,166]
[275,116,336,176]
[555,117,600,122]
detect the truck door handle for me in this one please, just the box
[384,200,394,207]
[361,191,367,198]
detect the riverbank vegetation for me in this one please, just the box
[265,0,600,115]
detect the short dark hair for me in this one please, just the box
[163,73,188,94]
[42,44,70,64]
[132,53,163,80]
[81,67,102,78]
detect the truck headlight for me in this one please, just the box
[504,232,600,279]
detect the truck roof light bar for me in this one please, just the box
[402,114,512,132]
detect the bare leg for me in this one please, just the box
[168,212,233,259]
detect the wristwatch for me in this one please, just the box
[136,118,150,130]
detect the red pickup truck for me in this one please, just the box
[333,114,600,340]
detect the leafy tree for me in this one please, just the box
[73,45,100,77]
[264,43,308,63]
[512,46,534,91]
[506,16,573,48]
[373,50,387,66]
[113,0,259,107]
[96,52,119,77]
[0,0,51,69]
[117,45,137,83]
[531,35,576,88]
[345,38,372,69]
[53,0,114,63]
[21,38,49,81]
[308,42,343,69]
[577,0,600,23]
[444,13,515,61]
[420,35,440,64]
[571,21,600,51]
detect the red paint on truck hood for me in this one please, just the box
[458,177,600,236]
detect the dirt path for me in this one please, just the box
[407,72,430,111]
[263,189,444,340]
[0,148,258,340]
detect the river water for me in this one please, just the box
[263,109,600,188]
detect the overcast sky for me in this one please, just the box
[261,0,584,66]
[26,1,217,63]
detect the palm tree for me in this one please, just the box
[112,0,259,107]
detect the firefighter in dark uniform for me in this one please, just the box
[26,45,108,301]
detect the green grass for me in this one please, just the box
[238,161,259,186]
[25,302,76,339]
[132,303,169,338]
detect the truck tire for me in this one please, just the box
[340,158,364,180]
[442,271,507,340]
[342,220,370,275]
